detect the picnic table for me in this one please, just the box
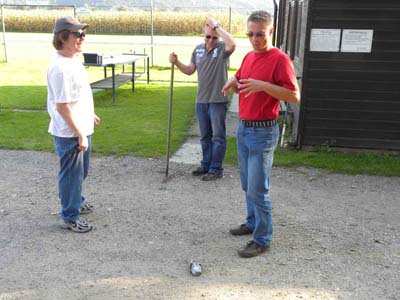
[83,53,150,104]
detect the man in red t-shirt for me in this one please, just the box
[222,10,300,258]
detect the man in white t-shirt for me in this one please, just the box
[47,16,100,233]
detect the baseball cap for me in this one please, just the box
[54,16,88,33]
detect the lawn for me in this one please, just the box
[0,84,197,157]
[1,33,399,176]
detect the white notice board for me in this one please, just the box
[310,29,341,52]
[341,29,374,53]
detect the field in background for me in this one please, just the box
[1,6,255,65]
[0,32,247,111]
[3,8,251,36]
[1,32,252,85]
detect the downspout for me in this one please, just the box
[272,0,278,46]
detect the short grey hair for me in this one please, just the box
[247,10,272,25]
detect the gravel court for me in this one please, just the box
[0,149,399,300]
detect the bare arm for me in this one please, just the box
[169,52,196,75]
[206,18,236,54]
[238,78,301,104]
[56,103,88,151]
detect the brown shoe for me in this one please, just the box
[229,224,252,236]
[238,240,270,258]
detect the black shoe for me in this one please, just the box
[201,171,223,181]
[238,240,270,258]
[192,167,208,176]
[229,224,252,236]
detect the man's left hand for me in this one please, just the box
[238,78,266,97]
[94,114,101,126]
[206,18,218,30]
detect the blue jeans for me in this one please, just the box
[196,102,227,172]
[53,135,91,222]
[237,122,279,247]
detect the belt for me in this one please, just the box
[241,119,278,127]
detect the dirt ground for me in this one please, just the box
[0,149,399,300]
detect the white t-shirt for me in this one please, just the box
[47,52,94,137]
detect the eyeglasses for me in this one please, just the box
[246,32,267,38]
[205,35,219,40]
[70,30,86,38]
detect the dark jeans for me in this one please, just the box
[196,102,227,172]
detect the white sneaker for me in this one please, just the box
[60,218,93,233]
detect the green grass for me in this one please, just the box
[92,84,195,157]
[224,137,400,176]
[0,68,199,110]
[1,33,399,176]
[0,84,196,158]
[0,110,53,151]
[273,149,400,176]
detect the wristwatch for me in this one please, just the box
[213,22,220,30]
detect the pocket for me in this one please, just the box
[252,126,279,149]
[54,136,79,157]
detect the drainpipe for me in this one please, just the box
[272,0,278,46]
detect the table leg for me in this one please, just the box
[147,56,150,84]
[112,66,116,104]
[132,62,136,93]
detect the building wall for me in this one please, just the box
[296,0,400,150]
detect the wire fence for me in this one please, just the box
[0,4,262,67]
[1,4,257,65]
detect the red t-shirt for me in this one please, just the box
[235,48,298,120]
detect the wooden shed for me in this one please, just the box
[276,0,400,150]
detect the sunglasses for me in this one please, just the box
[70,30,86,38]
[246,32,267,38]
[205,35,219,40]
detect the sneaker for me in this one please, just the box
[192,167,209,176]
[79,203,94,215]
[238,240,270,258]
[201,171,223,181]
[229,224,253,236]
[60,218,93,233]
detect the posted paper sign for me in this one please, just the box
[310,29,341,52]
[341,30,373,53]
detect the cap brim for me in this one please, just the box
[71,24,88,31]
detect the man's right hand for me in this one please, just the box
[56,102,89,151]
[222,77,239,96]
[169,52,178,64]
[78,134,88,152]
